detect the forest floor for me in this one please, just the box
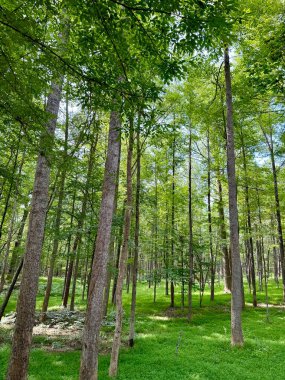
[1,278,285,379]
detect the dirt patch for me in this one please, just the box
[0,310,121,353]
[245,302,285,309]
[164,307,187,318]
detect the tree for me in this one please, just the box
[224,46,244,346]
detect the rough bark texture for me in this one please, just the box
[224,47,244,346]
[7,81,63,380]
[79,110,121,380]
[109,122,133,377]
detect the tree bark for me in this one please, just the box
[224,46,244,346]
[109,118,133,377]
[79,109,121,380]
[7,79,63,380]
[41,94,70,316]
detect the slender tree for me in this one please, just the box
[224,46,244,346]
[80,109,121,380]
[109,117,134,377]
[7,78,64,379]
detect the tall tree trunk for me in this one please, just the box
[261,124,284,296]
[109,118,133,378]
[269,144,285,300]
[63,129,98,308]
[0,202,17,293]
[42,186,67,310]
[170,136,175,308]
[111,207,124,304]
[0,135,21,241]
[79,109,121,380]
[7,78,63,380]
[0,257,24,320]
[70,245,81,311]
[102,141,121,317]
[41,92,70,315]
[180,236,185,308]
[62,200,76,308]
[224,46,244,346]
[207,130,214,301]
[8,207,29,279]
[241,133,257,307]
[188,128,194,321]
[129,127,140,346]
[153,159,158,303]
[256,190,264,291]
[217,175,231,292]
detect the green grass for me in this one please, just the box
[1,278,285,379]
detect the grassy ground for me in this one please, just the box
[1,278,285,379]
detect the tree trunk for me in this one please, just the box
[70,246,80,311]
[0,257,24,320]
[8,207,29,279]
[63,129,98,308]
[109,118,133,378]
[41,95,70,316]
[0,136,21,241]
[129,127,140,346]
[241,133,257,307]
[112,205,125,304]
[224,46,244,346]
[102,146,121,316]
[270,147,285,300]
[79,109,121,380]
[61,188,76,307]
[0,202,17,293]
[153,159,158,303]
[170,136,175,308]
[7,79,63,380]
[188,128,194,321]
[207,130,214,301]
[217,176,231,292]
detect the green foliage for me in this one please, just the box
[1,280,285,379]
